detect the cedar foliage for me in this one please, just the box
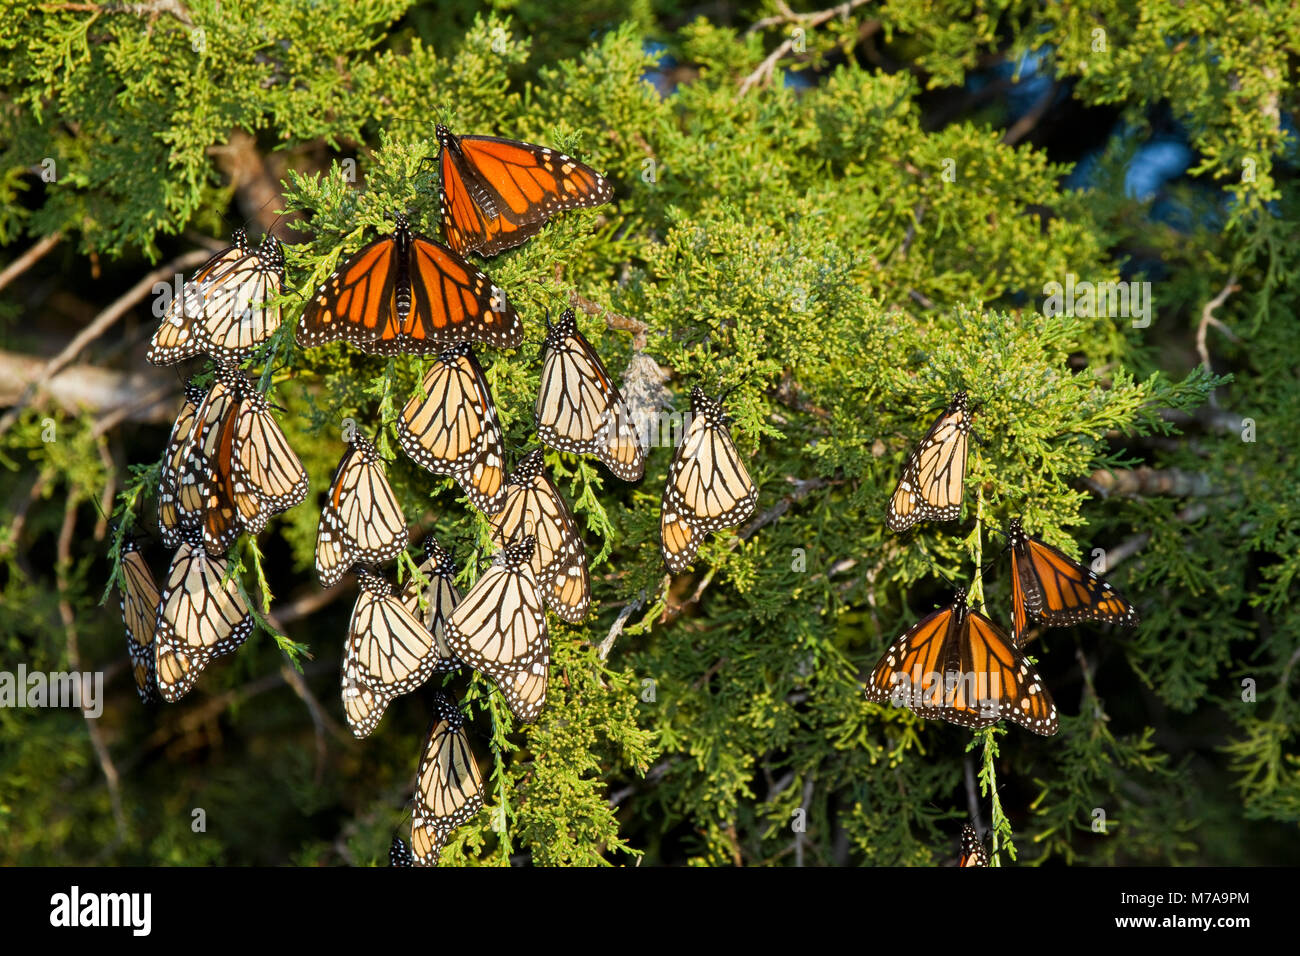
[1,1,1297,865]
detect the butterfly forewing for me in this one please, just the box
[315,435,408,588]
[153,532,253,702]
[147,231,251,366]
[659,387,757,573]
[437,126,613,257]
[444,536,550,722]
[959,824,989,867]
[119,541,161,703]
[232,389,309,513]
[886,390,971,533]
[396,343,506,514]
[159,382,206,548]
[535,309,645,481]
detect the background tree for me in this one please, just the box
[1,0,1296,865]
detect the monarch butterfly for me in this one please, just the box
[535,309,645,481]
[231,387,309,513]
[409,809,447,867]
[959,823,989,867]
[153,529,253,702]
[315,434,408,589]
[1006,517,1140,646]
[389,836,414,867]
[158,381,206,549]
[296,213,521,354]
[414,691,485,832]
[398,537,462,674]
[488,449,590,624]
[396,342,507,514]
[176,364,305,555]
[148,232,284,365]
[660,387,758,573]
[886,390,972,533]
[444,535,549,722]
[864,588,1059,736]
[340,568,442,738]
[436,125,614,258]
[118,538,161,704]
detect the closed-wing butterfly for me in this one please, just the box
[444,535,549,722]
[296,213,521,354]
[340,568,442,738]
[398,537,461,674]
[176,364,305,555]
[158,380,206,549]
[118,538,161,704]
[959,823,989,867]
[660,387,758,573]
[148,232,285,364]
[315,434,408,589]
[886,390,972,533]
[488,449,590,624]
[396,342,507,514]
[153,529,253,702]
[1006,517,1139,647]
[436,125,614,258]
[864,588,1059,736]
[414,691,485,832]
[535,308,644,481]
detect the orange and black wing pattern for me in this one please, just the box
[865,589,1058,736]
[437,125,613,258]
[959,824,989,867]
[297,214,521,354]
[1007,517,1139,646]
[886,390,972,533]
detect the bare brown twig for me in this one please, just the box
[0,247,212,438]
[738,0,876,98]
[0,232,63,294]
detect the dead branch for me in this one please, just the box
[0,232,63,294]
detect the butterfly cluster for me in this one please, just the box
[116,126,762,867]
[869,390,1140,739]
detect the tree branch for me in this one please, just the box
[0,232,63,294]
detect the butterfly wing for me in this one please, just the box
[315,436,408,588]
[438,126,613,257]
[535,309,644,481]
[395,343,506,514]
[200,236,285,360]
[444,538,549,722]
[415,692,485,831]
[398,538,462,673]
[389,836,414,867]
[660,388,757,572]
[232,389,309,513]
[120,542,161,703]
[153,535,253,702]
[961,609,1059,736]
[886,391,971,533]
[488,451,590,623]
[297,231,399,351]
[1012,522,1140,637]
[409,810,446,867]
[348,572,439,697]
[159,382,206,549]
[147,231,251,365]
[405,234,522,350]
[865,603,969,719]
[959,824,989,867]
